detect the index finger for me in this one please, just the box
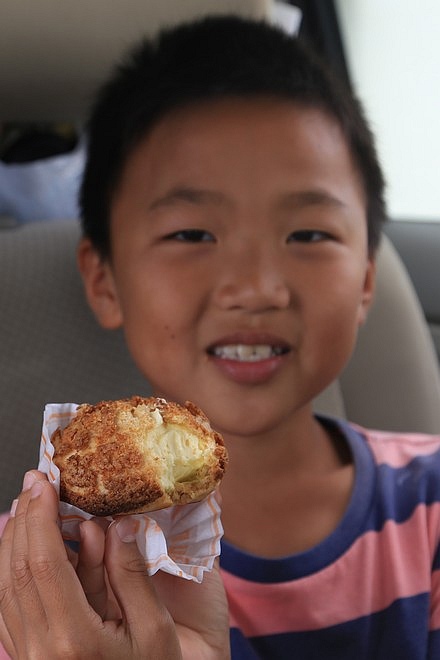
[21,480,96,635]
[0,515,21,659]
[0,473,50,657]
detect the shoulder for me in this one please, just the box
[350,423,440,469]
[348,423,440,513]
[346,424,440,551]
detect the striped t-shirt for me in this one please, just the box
[220,417,440,659]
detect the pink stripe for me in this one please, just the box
[222,502,440,636]
[357,426,440,468]
[431,569,440,630]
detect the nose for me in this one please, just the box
[213,245,291,312]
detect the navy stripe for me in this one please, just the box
[230,594,433,659]
[229,628,261,660]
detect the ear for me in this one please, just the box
[357,257,376,326]
[77,238,123,329]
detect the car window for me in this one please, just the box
[336,0,440,222]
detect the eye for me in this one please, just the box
[164,229,215,243]
[287,229,334,243]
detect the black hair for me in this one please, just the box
[80,15,386,258]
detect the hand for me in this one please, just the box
[0,471,230,659]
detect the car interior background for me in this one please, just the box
[1,0,439,512]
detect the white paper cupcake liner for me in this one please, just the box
[38,402,223,583]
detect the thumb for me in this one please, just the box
[105,518,181,654]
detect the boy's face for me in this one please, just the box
[80,98,375,439]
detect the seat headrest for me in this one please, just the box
[0,0,269,122]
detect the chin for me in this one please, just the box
[205,400,294,440]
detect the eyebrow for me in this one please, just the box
[149,187,228,211]
[148,186,346,213]
[277,189,347,210]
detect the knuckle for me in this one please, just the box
[147,605,175,637]
[28,555,61,585]
[10,556,33,592]
[122,555,149,577]
[52,641,84,660]
[138,609,176,651]
[0,562,10,595]
[51,633,99,660]
[154,609,175,635]
[0,578,15,615]
[21,644,51,660]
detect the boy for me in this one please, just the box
[1,15,440,660]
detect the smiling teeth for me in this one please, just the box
[212,344,282,361]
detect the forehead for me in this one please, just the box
[113,96,365,211]
[133,96,348,158]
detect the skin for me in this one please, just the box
[0,97,375,657]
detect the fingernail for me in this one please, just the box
[115,517,139,543]
[10,499,18,517]
[30,481,43,500]
[22,471,37,491]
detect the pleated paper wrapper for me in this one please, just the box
[38,402,223,583]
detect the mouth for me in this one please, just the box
[206,337,291,384]
[206,334,291,384]
[208,344,289,362]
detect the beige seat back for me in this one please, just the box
[339,235,440,432]
[315,237,440,430]
[0,221,150,510]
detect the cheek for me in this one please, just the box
[123,301,180,346]
[319,304,360,353]
[307,267,367,359]
[117,277,191,364]
[122,320,181,388]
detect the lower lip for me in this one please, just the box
[208,353,288,384]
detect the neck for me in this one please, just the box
[218,409,354,557]
[220,407,343,485]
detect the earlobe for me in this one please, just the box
[358,258,376,326]
[77,238,123,329]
